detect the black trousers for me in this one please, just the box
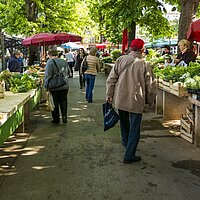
[79,69,85,88]
[50,90,68,123]
[68,61,74,77]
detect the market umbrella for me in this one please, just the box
[22,32,82,46]
[61,42,84,49]
[52,33,82,44]
[22,33,55,46]
[96,43,107,49]
[187,19,200,42]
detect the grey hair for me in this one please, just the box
[89,47,98,56]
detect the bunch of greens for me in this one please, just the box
[183,76,200,89]
[101,56,113,63]
[110,49,122,61]
[153,62,200,83]
[10,74,36,93]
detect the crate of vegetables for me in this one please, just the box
[156,77,171,91]
[156,77,164,88]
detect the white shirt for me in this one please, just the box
[65,52,74,63]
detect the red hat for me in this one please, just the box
[130,38,145,50]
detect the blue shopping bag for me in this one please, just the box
[102,102,120,131]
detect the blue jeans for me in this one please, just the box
[118,109,142,160]
[85,74,96,102]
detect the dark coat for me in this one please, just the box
[176,50,196,65]
[75,54,86,71]
[8,56,21,72]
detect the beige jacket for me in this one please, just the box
[106,51,156,114]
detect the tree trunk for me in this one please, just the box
[25,1,39,66]
[25,0,38,22]
[178,0,200,41]
[128,21,136,47]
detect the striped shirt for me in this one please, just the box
[84,55,99,75]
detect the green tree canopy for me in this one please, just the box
[0,0,83,36]
[88,0,172,45]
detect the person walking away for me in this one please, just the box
[75,48,87,89]
[106,38,156,164]
[8,50,21,72]
[44,46,70,124]
[65,49,74,78]
[81,47,99,103]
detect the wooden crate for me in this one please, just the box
[170,83,189,97]
[180,115,194,143]
[157,78,189,97]
[162,80,171,92]
[185,107,194,124]
[157,77,164,88]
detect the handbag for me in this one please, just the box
[48,59,66,90]
[102,102,120,131]
[81,56,88,73]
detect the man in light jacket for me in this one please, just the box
[106,38,156,164]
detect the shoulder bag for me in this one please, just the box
[48,59,66,90]
[81,56,88,73]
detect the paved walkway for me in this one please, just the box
[0,71,200,200]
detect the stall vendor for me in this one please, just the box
[174,39,196,66]
[8,50,22,72]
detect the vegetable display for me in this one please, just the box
[0,70,42,93]
[154,62,200,90]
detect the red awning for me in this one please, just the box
[187,19,200,42]
[96,43,107,49]
[22,32,82,46]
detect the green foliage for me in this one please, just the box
[0,0,81,36]
[0,71,38,93]
[154,62,200,83]
[88,0,173,44]
[10,73,36,93]
[110,49,122,61]
[101,56,112,63]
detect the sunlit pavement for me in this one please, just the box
[0,71,200,200]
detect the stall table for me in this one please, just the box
[155,81,200,146]
[103,63,115,75]
[0,89,41,145]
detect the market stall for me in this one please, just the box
[154,62,200,146]
[0,89,41,145]
[0,69,44,146]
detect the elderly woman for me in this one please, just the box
[81,47,99,103]
[44,46,70,124]
[174,39,196,66]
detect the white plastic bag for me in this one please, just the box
[46,92,55,111]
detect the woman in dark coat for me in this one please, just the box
[174,39,196,66]
[75,48,87,89]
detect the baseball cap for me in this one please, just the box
[130,38,145,50]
